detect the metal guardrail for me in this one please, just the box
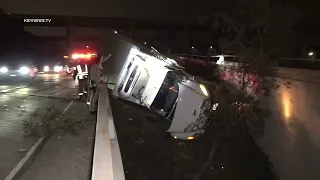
[179,54,320,61]
[277,58,320,62]
[91,82,125,180]
[275,58,320,70]
[177,55,320,67]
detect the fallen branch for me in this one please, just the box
[193,143,219,180]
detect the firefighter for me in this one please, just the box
[73,60,89,97]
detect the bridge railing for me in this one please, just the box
[276,58,320,62]
[177,54,320,69]
[276,58,320,69]
[91,82,125,180]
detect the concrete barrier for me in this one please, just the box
[91,82,125,180]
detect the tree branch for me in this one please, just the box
[193,144,219,180]
[263,25,268,35]
[257,26,263,52]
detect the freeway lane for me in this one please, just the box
[0,74,78,180]
[260,68,320,180]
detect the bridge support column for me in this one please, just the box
[66,24,75,53]
[130,23,136,40]
[184,25,190,54]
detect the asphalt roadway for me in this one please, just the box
[0,73,78,180]
[260,68,320,180]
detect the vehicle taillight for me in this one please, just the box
[169,87,177,92]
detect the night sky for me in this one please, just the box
[1,0,211,18]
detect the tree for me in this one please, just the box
[196,0,303,140]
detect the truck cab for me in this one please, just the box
[143,69,213,140]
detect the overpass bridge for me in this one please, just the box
[33,36,99,43]
[1,13,212,51]
[1,13,210,30]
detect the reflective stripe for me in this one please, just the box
[77,65,88,79]
[77,65,82,74]
[77,64,88,74]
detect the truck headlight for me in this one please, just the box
[199,84,208,96]
[19,66,29,74]
[0,67,8,73]
[44,66,49,72]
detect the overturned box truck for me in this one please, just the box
[99,34,218,140]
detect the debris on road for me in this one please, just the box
[18,149,28,153]
[18,101,94,180]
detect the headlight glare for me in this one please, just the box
[44,66,49,72]
[19,66,29,74]
[54,66,61,72]
[0,67,8,73]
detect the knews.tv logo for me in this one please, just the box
[24,19,52,23]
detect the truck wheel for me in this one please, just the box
[78,94,86,102]
[110,94,119,99]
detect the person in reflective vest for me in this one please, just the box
[74,63,89,96]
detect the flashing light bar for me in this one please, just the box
[71,53,97,60]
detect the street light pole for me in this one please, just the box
[308,52,315,68]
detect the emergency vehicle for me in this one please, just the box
[69,48,97,97]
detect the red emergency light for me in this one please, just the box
[71,53,96,60]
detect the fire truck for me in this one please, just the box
[67,47,98,98]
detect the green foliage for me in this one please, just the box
[22,105,92,138]
[198,0,304,81]
[212,0,302,56]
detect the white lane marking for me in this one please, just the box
[4,137,45,180]
[62,100,75,114]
